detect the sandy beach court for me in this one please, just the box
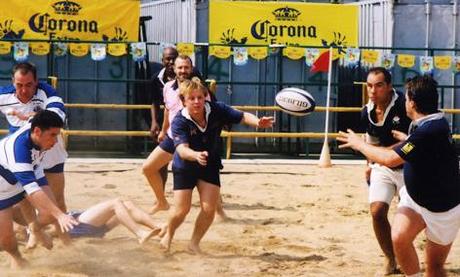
[2,160,460,276]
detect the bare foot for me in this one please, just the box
[158,224,168,238]
[149,202,170,215]
[10,256,29,269]
[26,230,53,250]
[138,228,161,245]
[159,234,171,252]
[215,209,230,223]
[375,259,401,276]
[187,242,204,255]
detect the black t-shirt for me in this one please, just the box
[360,90,411,147]
[394,114,460,212]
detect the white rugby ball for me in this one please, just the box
[275,87,316,116]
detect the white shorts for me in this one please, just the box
[42,135,67,171]
[0,175,23,202]
[398,186,460,245]
[368,164,404,204]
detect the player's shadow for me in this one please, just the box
[448,268,460,274]
[220,202,295,211]
[219,216,299,225]
[209,252,327,263]
[220,171,314,176]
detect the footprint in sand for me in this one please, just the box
[103,184,117,189]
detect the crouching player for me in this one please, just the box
[0,110,78,268]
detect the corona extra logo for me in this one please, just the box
[272,7,301,21]
[28,13,98,35]
[52,1,82,15]
[250,20,316,42]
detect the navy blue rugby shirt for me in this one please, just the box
[171,101,243,171]
[394,113,460,212]
[360,90,411,147]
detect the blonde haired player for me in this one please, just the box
[160,78,274,253]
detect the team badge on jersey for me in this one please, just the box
[401,142,415,155]
[392,116,400,126]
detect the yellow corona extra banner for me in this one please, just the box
[397,54,416,68]
[361,50,380,64]
[434,56,452,70]
[177,43,195,56]
[0,0,139,41]
[209,0,358,47]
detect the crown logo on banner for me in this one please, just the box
[52,1,82,15]
[272,7,301,21]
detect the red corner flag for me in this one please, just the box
[310,50,330,73]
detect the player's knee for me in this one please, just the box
[121,200,135,211]
[111,198,125,208]
[141,162,152,175]
[174,206,190,219]
[201,202,216,216]
[391,228,408,249]
[370,203,389,222]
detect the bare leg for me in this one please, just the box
[424,240,452,277]
[189,180,219,254]
[0,206,28,269]
[159,165,168,190]
[122,200,161,230]
[370,201,398,275]
[391,207,426,276]
[78,198,158,244]
[18,199,53,250]
[159,189,193,252]
[215,193,229,222]
[142,147,173,214]
[39,185,71,245]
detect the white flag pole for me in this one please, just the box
[318,47,333,168]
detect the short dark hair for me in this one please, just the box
[175,54,193,67]
[12,62,37,80]
[31,110,64,131]
[405,75,439,114]
[368,67,392,84]
[162,46,178,57]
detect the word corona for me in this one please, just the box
[251,20,317,43]
[29,13,98,36]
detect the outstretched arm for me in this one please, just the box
[337,129,404,168]
[241,112,274,129]
[176,144,208,166]
[26,189,78,232]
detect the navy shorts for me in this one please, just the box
[68,212,108,238]
[0,192,25,210]
[44,163,65,173]
[159,135,175,154]
[173,167,220,190]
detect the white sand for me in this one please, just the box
[2,161,460,276]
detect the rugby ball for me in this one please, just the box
[275,87,316,116]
